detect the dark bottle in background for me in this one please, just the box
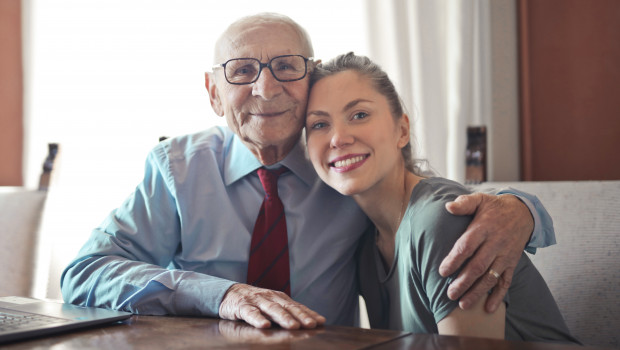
[465,126,487,184]
[38,143,59,191]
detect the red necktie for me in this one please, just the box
[247,167,291,295]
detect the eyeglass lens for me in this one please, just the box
[224,55,307,84]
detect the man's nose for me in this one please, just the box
[252,67,283,100]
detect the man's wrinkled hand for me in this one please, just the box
[441,193,534,313]
[218,284,326,329]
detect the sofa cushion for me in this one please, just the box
[472,181,620,348]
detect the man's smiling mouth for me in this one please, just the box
[253,111,285,117]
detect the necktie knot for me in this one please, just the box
[257,167,287,199]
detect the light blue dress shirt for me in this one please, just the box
[60,126,555,326]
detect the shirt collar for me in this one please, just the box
[224,133,317,187]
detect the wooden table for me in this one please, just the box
[0,315,611,349]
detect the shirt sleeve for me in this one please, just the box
[412,192,473,324]
[496,187,556,254]
[60,146,237,316]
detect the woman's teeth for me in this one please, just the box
[333,156,365,168]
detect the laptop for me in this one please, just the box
[0,296,132,344]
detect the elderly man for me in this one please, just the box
[61,13,554,330]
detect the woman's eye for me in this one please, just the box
[310,122,327,130]
[352,112,368,120]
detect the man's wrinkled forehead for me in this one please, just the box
[214,21,310,63]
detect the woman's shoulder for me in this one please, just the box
[409,178,470,216]
[404,177,473,245]
[414,177,471,201]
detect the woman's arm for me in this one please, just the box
[437,293,506,339]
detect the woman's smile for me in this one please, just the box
[329,154,370,172]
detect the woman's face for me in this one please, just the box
[305,70,409,196]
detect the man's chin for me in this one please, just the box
[250,126,302,144]
[238,131,301,163]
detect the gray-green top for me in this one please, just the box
[357,177,580,343]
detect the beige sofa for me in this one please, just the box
[471,181,620,348]
[1,181,619,347]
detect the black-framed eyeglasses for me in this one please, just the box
[212,55,314,85]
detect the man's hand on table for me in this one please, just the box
[219,283,326,329]
[441,193,534,313]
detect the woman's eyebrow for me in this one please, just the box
[342,98,372,112]
[307,109,330,117]
[307,98,373,118]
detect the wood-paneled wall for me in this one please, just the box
[0,0,23,186]
[519,0,620,180]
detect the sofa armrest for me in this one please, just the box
[0,187,47,297]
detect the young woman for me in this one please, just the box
[305,52,579,343]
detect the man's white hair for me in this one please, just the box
[213,12,314,63]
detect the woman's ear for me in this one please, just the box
[205,72,224,116]
[397,114,411,148]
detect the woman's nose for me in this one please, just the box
[330,123,355,149]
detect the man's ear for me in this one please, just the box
[308,58,321,74]
[397,114,411,148]
[205,72,224,116]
